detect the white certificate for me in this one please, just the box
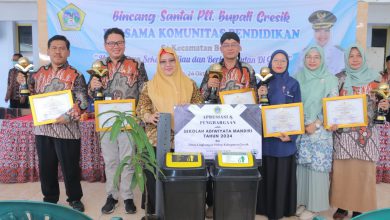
[29,90,74,126]
[94,99,135,131]
[219,88,257,104]
[323,94,368,129]
[262,103,305,137]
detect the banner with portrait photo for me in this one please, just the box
[47,0,356,83]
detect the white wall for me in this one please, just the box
[0,0,38,107]
[0,21,17,107]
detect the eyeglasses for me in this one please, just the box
[305,56,321,61]
[272,59,287,64]
[105,41,125,47]
[159,58,176,65]
[221,43,240,49]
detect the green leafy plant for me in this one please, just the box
[99,110,159,219]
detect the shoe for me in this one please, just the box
[333,208,348,220]
[124,199,137,214]
[352,211,362,218]
[299,210,317,220]
[141,214,158,220]
[205,206,213,219]
[296,205,306,217]
[101,195,118,214]
[69,200,85,212]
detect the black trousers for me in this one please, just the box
[9,99,29,108]
[35,135,83,203]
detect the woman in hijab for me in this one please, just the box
[293,45,338,220]
[136,47,203,218]
[331,44,389,219]
[256,50,301,220]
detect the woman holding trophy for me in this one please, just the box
[256,50,301,220]
[331,44,389,219]
[293,45,338,220]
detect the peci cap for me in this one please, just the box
[308,10,337,30]
[220,32,240,44]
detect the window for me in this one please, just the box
[17,24,33,61]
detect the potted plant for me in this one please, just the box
[99,109,158,220]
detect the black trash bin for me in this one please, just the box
[211,152,261,220]
[160,152,208,220]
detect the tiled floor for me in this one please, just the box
[0,181,389,220]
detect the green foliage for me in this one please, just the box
[98,110,158,192]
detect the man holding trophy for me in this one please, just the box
[199,31,257,219]
[5,54,31,108]
[88,27,148,215]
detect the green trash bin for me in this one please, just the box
[0,200,93,220]
[351,208,390,220]
[211,152,261,220]
[160,152,208,220]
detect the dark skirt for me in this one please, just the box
[256,155,297,219]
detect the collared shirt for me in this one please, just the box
[29,62,88,139]
[5,68,22,101]
[200,61,257,103]
[88,55,148,102]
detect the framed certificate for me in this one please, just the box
[261,102,305,138]
[29,90,74,126]
[219,88,257,104]
[94,99,136,131]
[322,94,368,129]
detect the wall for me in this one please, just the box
[0,0,38,107]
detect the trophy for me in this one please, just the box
[87,61,108,101]
[373,83,389,124]
[15,57,34,97]
[205,63,223,104]
[255,67,273,106]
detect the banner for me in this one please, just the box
[174,104,262,160]
[47,0,356,83]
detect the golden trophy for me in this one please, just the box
[15,57,34,97]
[205,63,223,104]
[373,83,389,124]
[255,67,273,106]
[87,61,108,101]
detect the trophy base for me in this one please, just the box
[374,116,386,124]
[259,100,269,106]
[94,96,104,101]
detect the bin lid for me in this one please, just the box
[217,152,254,167]
[211,152,260,178]
[161,152,207,180]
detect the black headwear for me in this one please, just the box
[220,32,240,44]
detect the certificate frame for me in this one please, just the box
[29,90,74,126]
[261,102,305,138]
[219,88,257,104]
[94,99,136,132]
[322,94,368,129]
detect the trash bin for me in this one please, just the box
[211,152,261,220]
[160,152,208,220]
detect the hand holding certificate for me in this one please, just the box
[29,90,74,126]
[261,102,305,137]
[323,94,368,129]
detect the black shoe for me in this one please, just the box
[352,211,362,218]
[69,200,85,212]
[124,199,137,214]
[141,214,158,220]
[101,195,118,214]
